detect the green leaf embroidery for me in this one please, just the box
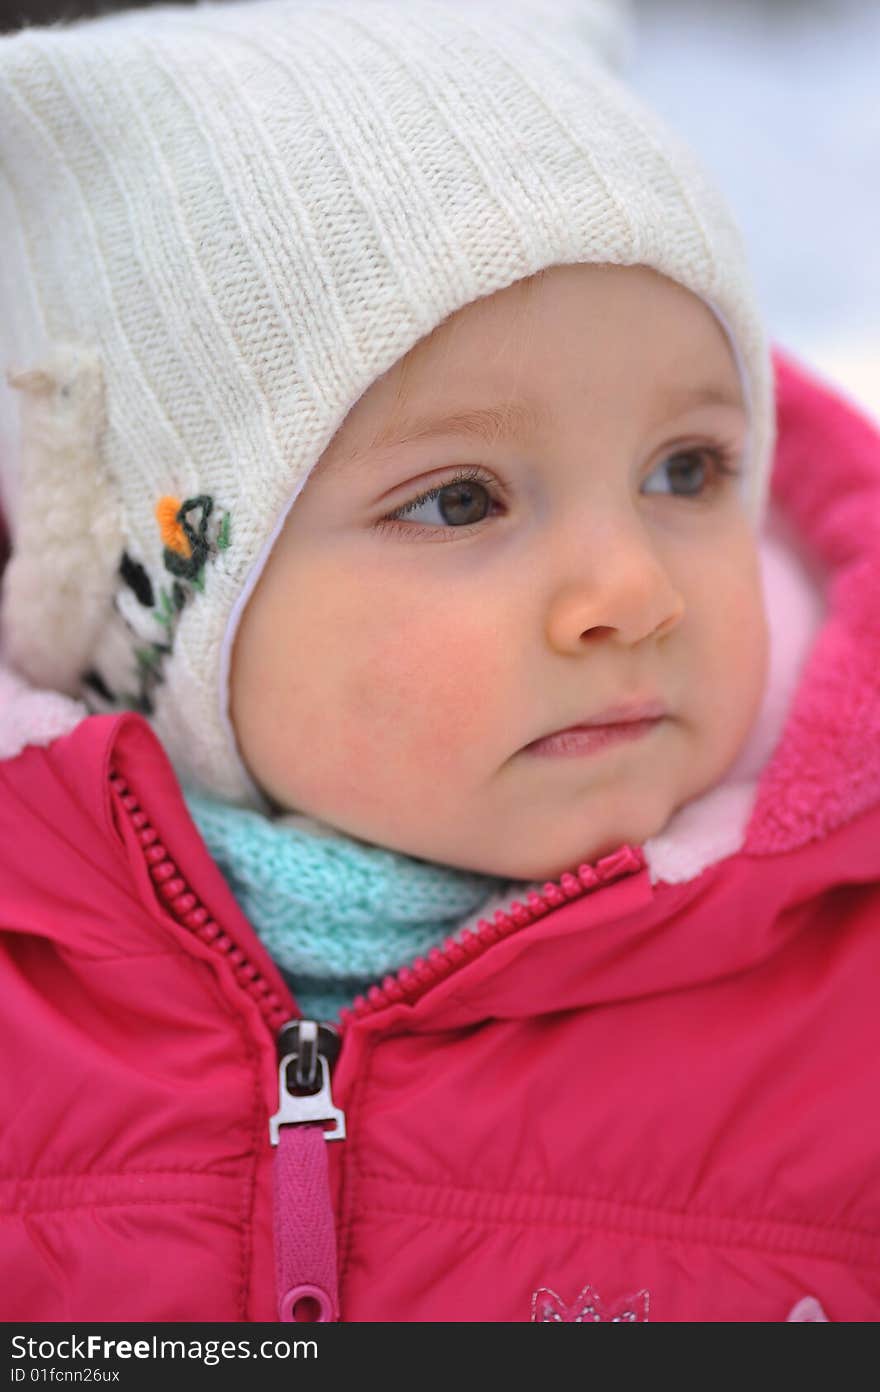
[155,587,176,631]
[135,646,162,672]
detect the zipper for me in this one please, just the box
[336,842,646,1026]
[109,766,345,1322]
[269,1019,343,1323]
[109,763,647,1321]
[109,767,292,1032]
[110,760,645,1138]
[109,762,646,1039]
[269,1019,345,1143]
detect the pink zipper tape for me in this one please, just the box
[274,1124,339,1323]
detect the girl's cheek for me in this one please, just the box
[704,555,768,725]
[345,604,510,748]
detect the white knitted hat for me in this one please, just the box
[0,0,774,810]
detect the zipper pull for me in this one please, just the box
[269,1019,346,1145]
[270,1020,345,1322]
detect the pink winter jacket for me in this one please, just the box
[0,351,878,1323]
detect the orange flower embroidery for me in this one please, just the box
[155,495,191,558]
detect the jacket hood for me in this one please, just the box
[646,346,879,878]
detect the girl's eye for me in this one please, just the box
[377,466,499,535]
[641,446,741,498]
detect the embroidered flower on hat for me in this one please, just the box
[156,494,231,587]
[81,493,231,718]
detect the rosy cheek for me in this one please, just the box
[341,602,507,765]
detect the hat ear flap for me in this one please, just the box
[1,343,124,696]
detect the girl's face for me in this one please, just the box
[230,264,768,881]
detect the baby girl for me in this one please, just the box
[0,0,877,1324]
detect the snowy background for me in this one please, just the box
[628,0,880,422]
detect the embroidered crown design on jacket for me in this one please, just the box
[531,1284,650,1322]
[530,1286,830,1322]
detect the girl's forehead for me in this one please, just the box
[396,265,739,386]
[319,265,745,473]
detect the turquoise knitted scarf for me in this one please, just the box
[183,788,519,1021]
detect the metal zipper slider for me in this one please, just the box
[269,1019,346,1145]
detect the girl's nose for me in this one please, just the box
[543,521,686,653]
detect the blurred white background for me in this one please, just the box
[629,0,880,422]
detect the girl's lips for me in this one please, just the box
[523,716,666,757]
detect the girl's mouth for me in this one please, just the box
[523,717,665,758]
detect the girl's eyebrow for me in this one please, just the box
[326,381,744,473]
[320,400,548,476]
[371,399,549,452]
[667,382,746,416]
